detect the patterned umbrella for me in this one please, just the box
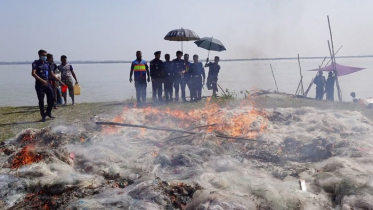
[164,28,200,52]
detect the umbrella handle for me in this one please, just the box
[207,36,213,60]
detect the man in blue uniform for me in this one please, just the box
[314,71,326,100]
[325,71,335,101]
[171,51,185,102]
[205,56,221,97]
[182,53,191,102]
[150,51,164,103]
[130,51,150,106]
[47,53,60,109]
[163,54,173,102]
[32,49,65,122]
[189,54,205,101]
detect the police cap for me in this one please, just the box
[154,51,161,55]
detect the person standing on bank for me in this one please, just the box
[47,54,60,109]
[150,51,164,103]
[205,56,221,97]
[163,54,173,102]
[325,71,335,101]
[58,55,78,105]
[32,49,65,122]
[189,54,205,101]
[171,51,185,102]
[314,70,326,100]
[130,51,150,106]
[181,54,191,102]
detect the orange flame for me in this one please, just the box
[21,132,35,144]
[103,98,268,140]
[80,137,85,142]
[12,145,43,169]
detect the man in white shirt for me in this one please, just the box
[58,55,78,105]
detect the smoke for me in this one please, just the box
[1,99,373,209]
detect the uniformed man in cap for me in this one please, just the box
[205,56,221,97]
[32,49,65,122]
[163,54,173,102]
[171,51,185,102]
[150,51,164,103]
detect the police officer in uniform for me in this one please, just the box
[205,56,221,97]
[163,54,173,102]
[189,54,205,101]
[171,51,185,102]
[47,53,60,109]
[32,49,65,122]
[182,53,191,102]
[150,51,164,103]
[325,71,335,101]
[130,51,150,106]
[314,71,326,100]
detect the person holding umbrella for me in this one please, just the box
[189,54,205,101]
[205,56,221,97]
[130,51,150,106]
[194,37,226,97]
[171,51,185,102]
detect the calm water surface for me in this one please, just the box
[0,58,372,107]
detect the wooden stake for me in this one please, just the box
[304,46,342,97]
[295,54,304,96]
[96,121,197,134]
[270,64,279,92]
[327,16,342,101]
[96,122,266,143]
[328,41,342,102]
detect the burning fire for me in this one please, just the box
[21,132,35,144]
[80,137,85,143]
[12,145,43,169]
[103,98,268,139]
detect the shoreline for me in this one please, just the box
[1,93,372,142]
[1,55,373,65]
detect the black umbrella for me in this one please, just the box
[164,28,200,52]
[194,36,226,59]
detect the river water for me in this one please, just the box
[0,58,371,107]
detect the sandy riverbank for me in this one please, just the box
[1,93,372,142]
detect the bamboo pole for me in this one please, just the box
[304,78,314,97]
[215,135,265,143]
[96,122,265,143]
[295,54,304,96]
[304,46,342,97]
[186,124,217,131]
[327,16,342,101]
[324,46,342,67]
[96,122,197,134]
[327,41,342,102]
[270,64,279,92]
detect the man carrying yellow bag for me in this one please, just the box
[58,55,79,105]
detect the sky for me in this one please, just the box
[1,0,373,62]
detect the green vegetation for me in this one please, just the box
[0,102,125,141]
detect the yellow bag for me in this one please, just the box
[74,83,81,95]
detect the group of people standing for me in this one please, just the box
[129,50,220,105]
[314,70,336,101]
[32,49,78,121]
